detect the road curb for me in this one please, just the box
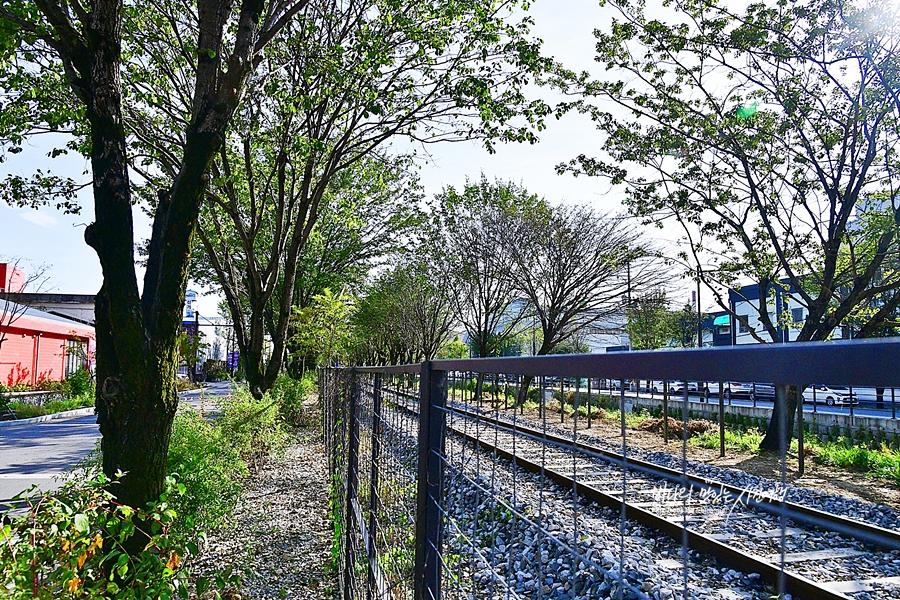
[0,407,95,428]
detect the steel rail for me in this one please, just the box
[446,415,849,600]
[441,401,900,553]
[380,391,863,600]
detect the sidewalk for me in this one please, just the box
[190,424,336,598]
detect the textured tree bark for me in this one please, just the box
[26,0,282,519]
[758,385,798,454]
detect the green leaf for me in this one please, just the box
[196,576,209,596]
[73,513,89,533]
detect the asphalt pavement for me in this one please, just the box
[0,381,235,507]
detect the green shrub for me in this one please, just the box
[0,473,194,599]
[203,360,226,382]
[67,368,92,397]
[35,378,69,393]
[218,386,287,461]
[272,374,315,428]
[167,410,246,531]
[8,395,94,419]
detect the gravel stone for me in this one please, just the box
[190,427,336,599]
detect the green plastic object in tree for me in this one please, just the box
[736,102,759,119]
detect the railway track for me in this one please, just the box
[380,385,900,600]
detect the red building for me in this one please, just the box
[0,264,95,386]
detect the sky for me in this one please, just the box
[0,0,707,318]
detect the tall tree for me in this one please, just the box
[558,0,900,451]
[136,0,555,397]
[352,258,455,365]
[504,202,662,402]
[626,291,674,351]
[430,176,536,359]
[0,0,308,511]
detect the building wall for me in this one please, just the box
[0,315,93,386]
[0,329,69,385]
[732,293,845,344]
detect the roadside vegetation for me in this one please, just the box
[1,369,94,420]
[0,374,316,598]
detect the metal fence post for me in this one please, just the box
[718,382,725,458]
[367,373,383,600]
[415,362,447,600]
[344,369,361,600]
[797,384,805,476]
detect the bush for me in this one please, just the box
[272,374,315,428]
[203,360,226,382]
[0,473,193,599]
[8,395,94,419]
[67,368,92,397]
[218,386,287,463]
[167,410,246,532]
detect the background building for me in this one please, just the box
[0,301,94,386]
[1,262,95,385]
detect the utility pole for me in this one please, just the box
[697,279,702,348]
[194,310,200,381]
[626,261,632,351]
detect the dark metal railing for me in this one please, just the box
[323,338,900,600]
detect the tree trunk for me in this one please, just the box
[474,372,485,406]
[516,374,535,407]
[29,0,274,536]
[92,288,174,508]
[758,385,797,454]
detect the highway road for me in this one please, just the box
[0,381,234,508]
[617,388,900,420]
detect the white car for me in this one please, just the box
[803,384,859,406]
[703,381,775,401]
[666,380,700,396]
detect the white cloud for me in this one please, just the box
[17,210,59,228]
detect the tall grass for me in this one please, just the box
[691,428,765,453]
[803,436,900,484]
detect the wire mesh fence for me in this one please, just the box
[323,340,900,600]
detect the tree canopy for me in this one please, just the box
[555,0,900,450]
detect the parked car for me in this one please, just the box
[803,384,860,406]
[703,381,775,401]
[666,381,700,396]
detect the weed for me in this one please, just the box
[691,428,764,452]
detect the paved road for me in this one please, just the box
[0,381,235,506]
[621,390,899,420]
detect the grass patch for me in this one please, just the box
[690,427,765,452]
[7,393,94,419]
[803,436,900,484]
[688,422,900,484]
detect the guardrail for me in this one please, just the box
[322,338,900,600]
[0,390,67,407]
